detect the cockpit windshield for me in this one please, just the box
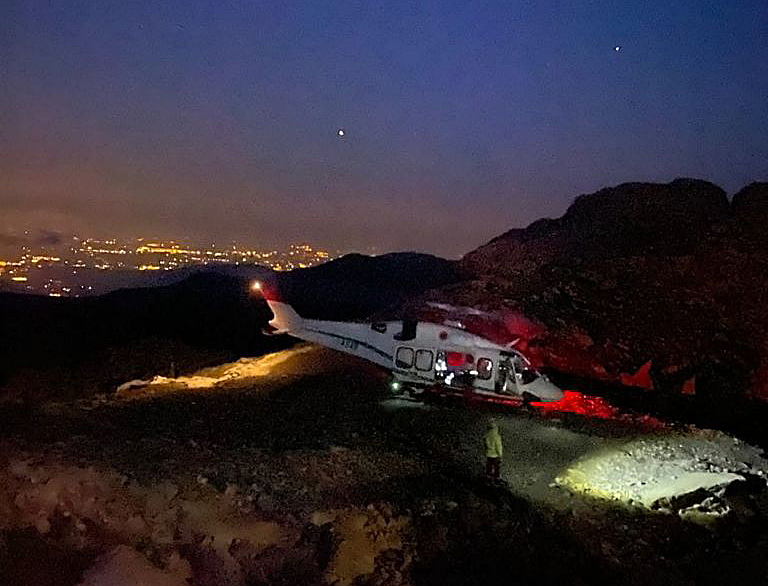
[518,368,538,385]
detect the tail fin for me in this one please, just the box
[266,300,303,334]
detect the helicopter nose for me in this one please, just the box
[522,377,564,402]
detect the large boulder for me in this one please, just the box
[463,179,728,280]
[561,178,728,255]
[732,182,768,226]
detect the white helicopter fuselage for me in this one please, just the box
[266,300,563,403]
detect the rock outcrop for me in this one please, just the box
[428,178,768,399]
[732,182,768,223]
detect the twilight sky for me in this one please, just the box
[2,1,767,257]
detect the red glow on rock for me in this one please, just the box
[619,360,654,390]
[750,360,768,400]
[259,283,279,301]
[501,312,546,342]
[531,390,620,419]
[424,384,666,428]
[531,391,668,429]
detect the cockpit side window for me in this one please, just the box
[508,353,538,385]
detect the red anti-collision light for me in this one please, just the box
[257,283,279,301]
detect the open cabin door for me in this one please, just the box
[495,353,514,395]
[496,352,541,396]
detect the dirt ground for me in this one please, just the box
[3,346,768,585]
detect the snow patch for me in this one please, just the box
[116,346,316,395]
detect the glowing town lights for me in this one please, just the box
[31,256,61,263]
[136,245,200,255]
[11,276,28,282]
[250,281,261,291]
[0,237,338,294]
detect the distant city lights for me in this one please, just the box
[0,236,339,297]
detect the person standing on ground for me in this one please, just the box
[484,420,503,480]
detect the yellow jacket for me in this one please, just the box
[484,425,503,458]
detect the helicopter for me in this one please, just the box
[262,286,564,404]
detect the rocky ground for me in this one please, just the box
[3,346,768,585]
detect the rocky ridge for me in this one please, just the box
[425,179,768,400]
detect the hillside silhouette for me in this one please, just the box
[0,252,460,401]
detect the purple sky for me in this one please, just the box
[2,1,767,257]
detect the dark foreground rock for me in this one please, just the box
[4,347,768,586]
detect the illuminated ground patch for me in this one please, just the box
[556,430,768,514]
[115,345,318,395]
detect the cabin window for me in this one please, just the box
[395,347,414,369]
[477,358,493,380]
[371,322,387,333]
[415,349,433,371]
